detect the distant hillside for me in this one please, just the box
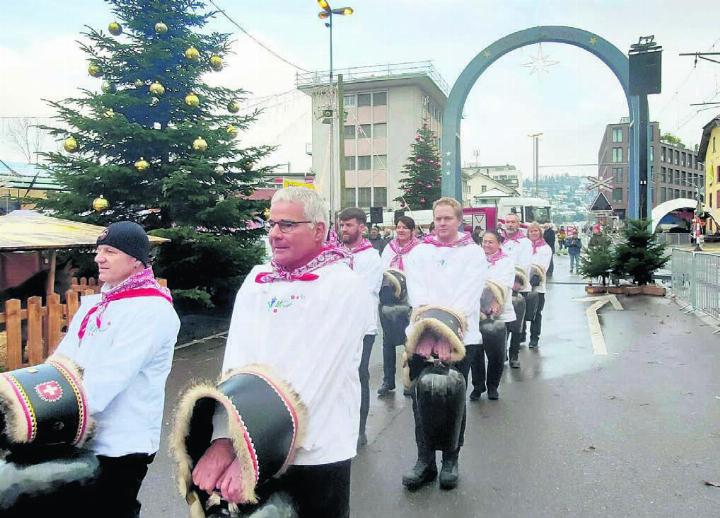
[523,174,596,224]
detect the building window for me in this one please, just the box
[343,95,356,107]
[650,146,654,162]
[674,170,680,184]
[681,171,686,185]
[372,92,387,106]
[674,150,679,165]
[717,191,720,209]
[373,123,387,138]
[358,187,371,206]
[343,188,356,208]
[612,188,623,202]
[714,137,716,153]
[675,189,680,198]
[357,155,371,170]
[681,153,686,166]
[373,187,387,207]
[344,156,356,170]
[357,93,371,107]
[612,128,623,142]
[612,167,624,183]
[481,185,487,193]
[661,166,666,183]
[716,165,720,183]
[373,154,387,169]
[358,124,372,139]
[661,147,666,162]
[343,125,356,139]
[660,187,666,202]
[612,147,623,163]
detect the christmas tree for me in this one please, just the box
[578,243,613,286]
[38,0,273,308]
[612,220,669,286]
[394,122,441,210]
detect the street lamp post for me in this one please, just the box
[317,1,353,218]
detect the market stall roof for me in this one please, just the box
[0,210,169,252]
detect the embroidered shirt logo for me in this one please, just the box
[267,295,305,313]
[35,380,63,402]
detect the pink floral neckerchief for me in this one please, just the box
[501,229,525,243]
[255,245,353,283]
[78,268,172,340]
[423,232,474,248]
[486,249,508,266]
[347,238,374,254]
[388,236,421,271]
[530,237,548,254]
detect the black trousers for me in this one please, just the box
[510,292,528,352]
[254,460,352,518]
[530,293,546,341]
[382,333,400,388]
[471,327,507,392]
[359,334,375,435]
[86,453,154,518]
[409,346,476,458]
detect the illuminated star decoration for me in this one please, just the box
[522,43,559,76]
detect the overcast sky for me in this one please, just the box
[1,0,718,180]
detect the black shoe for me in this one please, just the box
[403,387,412,397]
[469,388,483,401]
[377,382,395,397]
[439,456,459,489]
[510,357,520,369]
[520,335,527,344]
[402,458,437,489]
[528,339,539,349]
[487,387,499,400]
[357,432,367,449]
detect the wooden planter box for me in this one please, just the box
[625,286,643,296]
[641,284,666,296]
[607,286,626,295]
[585,285,607,294]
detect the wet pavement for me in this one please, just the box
[140,253,720,517]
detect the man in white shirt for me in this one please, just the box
[338,207,383,448]
[403,197,487,491]
[191,188,371,517]
[55,221,180,517]
[501,213,533,368]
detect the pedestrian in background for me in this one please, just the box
[543,224,556,277]
[565,227,582,274]
[557,226,566,251]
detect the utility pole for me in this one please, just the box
[337,74,346,210]
[529,133,543,197]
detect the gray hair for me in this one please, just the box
[271,187,328,227]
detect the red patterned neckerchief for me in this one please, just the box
[388,236,421,271]
[486,249,508,266]
[347,238,374,254]
[423,232,474,248]
[78,268,172,340]
[530,237,548,254]
[255,245,353,283]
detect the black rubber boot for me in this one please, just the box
[439,452,459,489]
[402,451,437,490]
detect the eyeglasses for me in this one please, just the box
[265,219,312,233]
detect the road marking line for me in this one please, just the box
[574,295,624,356]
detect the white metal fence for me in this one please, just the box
[660,233,691,247]
[671,249,720,322]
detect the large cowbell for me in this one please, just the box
[414,363,466,452]
[510,293,526,334]
[479,318,506,351]
[524,291,540,322]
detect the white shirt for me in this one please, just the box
[405,235,487,345]
[352,246,383,335]
[486,253,516,323]
[502,232,533,293]
[217,261,372,466]
[529,241,553,293]
[380,241,422,272]
[55,289,180,457]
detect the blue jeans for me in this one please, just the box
[569,253,580,271]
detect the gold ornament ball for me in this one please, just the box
[184,47,200,61]
[101,81,115,94]
[150,96,160,107]
[209,55,223,71]
[149,81,165,96]
[192,136,208,152]
[227,101,240,113]
[226,125,238,138]
[185,93,200,108]
[88,64,102,78]
[93,195,109,212]
[108,21,122,36]
[134,157,150,171]
[155,22,168,34]
[63,136,78,153]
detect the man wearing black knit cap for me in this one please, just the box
[53,221,180,517]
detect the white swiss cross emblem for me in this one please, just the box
[35,380,63,402]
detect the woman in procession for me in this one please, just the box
[377,215,422,396]
[525,222,553,349]
[470,230,516,401]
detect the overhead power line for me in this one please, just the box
[209,0,310,72]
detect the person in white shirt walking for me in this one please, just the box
[338,207,383,447]
[191,188,371,517]
[402,197,487,491]
[526,222,553,349]
[55,221,180,518]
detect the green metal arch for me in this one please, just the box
[440,26,648,218]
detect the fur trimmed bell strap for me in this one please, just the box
[171,364,307,515]
[255,245,352,284]
[479,280,507,320]
[77,268,172,340]
[0,355,93,449]
[405,306,467,364]
[423,232,474,248]
[387,237,421,271]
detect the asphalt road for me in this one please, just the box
[140,254,720,517]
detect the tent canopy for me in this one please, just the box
[0,210,169,252]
